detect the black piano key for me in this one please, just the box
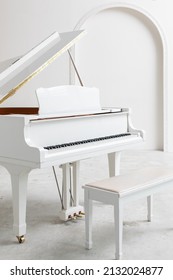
[44,133,131,150]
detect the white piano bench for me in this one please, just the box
[83,166,173,259]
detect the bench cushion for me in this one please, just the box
[84,166,173,197]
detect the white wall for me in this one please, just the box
[0,0,173,151]
[0,0,72,107]
[75,8,163,150]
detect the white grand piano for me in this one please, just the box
[0,30,144,243]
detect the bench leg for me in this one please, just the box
[84,189,93,249]
[114,197,123,260]
[147,195,153,222]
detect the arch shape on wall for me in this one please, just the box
[72,2,168,151]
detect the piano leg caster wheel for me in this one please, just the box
[16,235,25,244]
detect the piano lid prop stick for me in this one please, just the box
[68,50,84,87]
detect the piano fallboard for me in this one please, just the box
[28,110,128,148]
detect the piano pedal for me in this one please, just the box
[67,214,77,221]
[67,212,84,220]
[74,212,83,218]
[16,235,25,244]
[79,211,85,216]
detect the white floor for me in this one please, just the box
[1,150,173,260]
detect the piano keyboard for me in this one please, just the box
[44,133,131,150]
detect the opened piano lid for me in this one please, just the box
[0,30,85,106]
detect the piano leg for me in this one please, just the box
[61,163,70,210]
[59,162,84,220]
[72,161,84,217]
[108,152,121,177]
[72,161,79,207]
[5,165,30,243]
